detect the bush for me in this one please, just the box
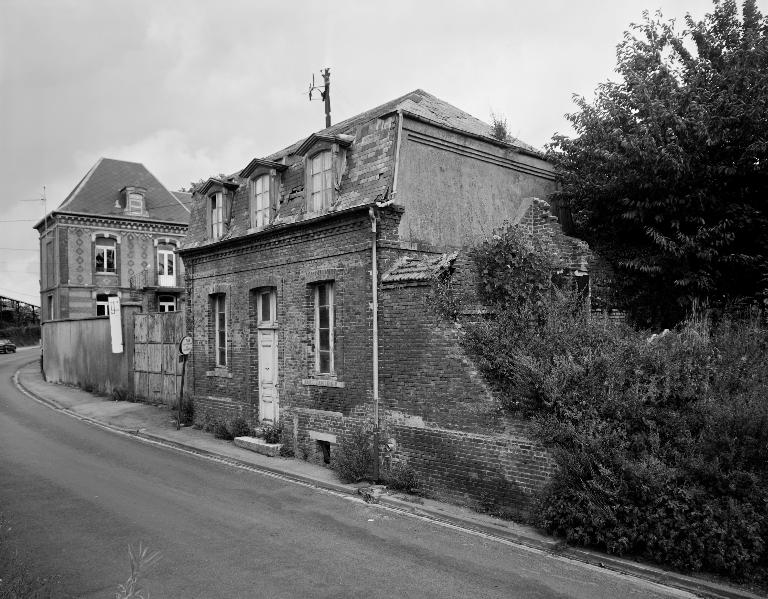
[261,422,282,444]
[333,427,373,483]
[385,458,420,494]
[230,417,251,438]
[452,223,768,579]
[212,420,233,441]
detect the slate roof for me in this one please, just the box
[53,158,190,224]
[266,89,539,161]
[382,252,458,283]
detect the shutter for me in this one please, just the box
[223,190,232,231]
[203,194,211,239]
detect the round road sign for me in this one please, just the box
[179,335,193,355]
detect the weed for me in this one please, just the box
[333,427,373,483]
[230,417,251,438]
[114,542,161,599]
[212,420,233,441]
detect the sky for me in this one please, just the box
[0,0,759,305]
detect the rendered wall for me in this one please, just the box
[395,118,557,248]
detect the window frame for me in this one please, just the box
[213,293,227,367]
[158,295,176,312]
[95,243,116,273]
[157,248,175,277]
[308,150,333,212]
[210,192,224,240]
[96,293,109,316]
[127,193,144,216]
[313,282,334,374]
[251,174,271,229]
[256,288,277,327]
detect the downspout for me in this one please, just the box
[369,205,380,481]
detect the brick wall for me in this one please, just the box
[185,209,377,429]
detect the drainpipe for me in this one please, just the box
[369,205,380,481]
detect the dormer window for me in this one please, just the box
[238,158,287,231]
[294,132,352,215]
[210,192,224,240]
[121,186,147,217]
[198,177,238,242]
[252,175,270,228]
[128,192,144,215]
[309,151,333,212]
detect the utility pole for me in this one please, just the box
[308,68,332,128]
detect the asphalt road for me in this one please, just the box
[0,349,694,599]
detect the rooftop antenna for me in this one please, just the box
[20,185,48,232]
[308,67,331,128]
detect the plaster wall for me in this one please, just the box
[395,118,557,248]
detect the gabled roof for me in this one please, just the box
[52,158,190,224]
[239,158,288,179]
[197,177,240,197]
[264,89,539,162]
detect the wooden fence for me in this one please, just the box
[42,307,137,395]
[133,312,186,405]
[42,307,187,406]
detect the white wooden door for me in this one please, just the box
[257,329,279,423]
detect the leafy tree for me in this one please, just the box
[548,0,768,327]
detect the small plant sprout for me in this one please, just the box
[114,542,161,599]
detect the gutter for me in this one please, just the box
[33,210,190,231]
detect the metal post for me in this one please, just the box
[177,355,187,430]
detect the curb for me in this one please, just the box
[13,367,764,599]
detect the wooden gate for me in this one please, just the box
[133,312,185,404]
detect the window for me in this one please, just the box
[45,240,54,287]
[95,243,116,273]
[314,282,334,373]
[256,289,276,326]
[128,193,144,215]
[96,294,109,316]
[213,293,227,367]
[309,151,332,212]
[210,192,224,240]
[47,295,54,321]
[251,175,271,228]
[157,248,175,283]
[158,295,176,312]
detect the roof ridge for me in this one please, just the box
[57,157,103,210]
[143,164,190,213]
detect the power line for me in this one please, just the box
[0,287,39,300]
[0,247,38,252]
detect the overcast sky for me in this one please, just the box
[0,0,757,305]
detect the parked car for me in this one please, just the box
[0,339,16,353]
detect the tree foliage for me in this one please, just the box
[548,0,768,326]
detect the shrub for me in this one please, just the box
[333,427,373,483]
[451,223,768,579]
[212,420,233,440]
[230,417,251,438]
[261,422,282,444]
[385,458,420,494]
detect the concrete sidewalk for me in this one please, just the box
[14,359,762,599]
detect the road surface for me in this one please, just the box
[0,349,693,598]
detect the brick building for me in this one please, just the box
[35,158,191,320]
[180,90,589,512]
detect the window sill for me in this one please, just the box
[302,378,345,389]
[206,368,233,379]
